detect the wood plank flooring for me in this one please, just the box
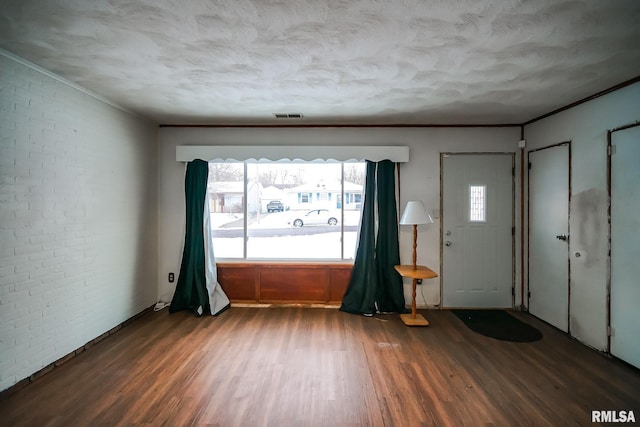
[1,307,638,426]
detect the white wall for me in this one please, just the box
[523,82,640,351]
[158,126,521,308]
[0,53,158,391]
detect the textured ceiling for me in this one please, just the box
[1,0,639,125]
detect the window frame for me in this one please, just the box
[209,160,364,262]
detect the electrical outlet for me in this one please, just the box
[168,272,175,283]
[417,279,423,285]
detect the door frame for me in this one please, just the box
[606,121,640,354]
[526,141,571,331]
[439,152,516,308]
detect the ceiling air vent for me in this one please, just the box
[273,113,304,119]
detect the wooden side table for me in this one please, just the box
[394,265,438,326]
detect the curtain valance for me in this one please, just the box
[176,145,409,163]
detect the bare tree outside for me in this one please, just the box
[256,164,307,187]
[257,169,279,187]
[344,163,366,185]
[208,163,243,183]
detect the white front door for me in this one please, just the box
[441,154,514,308]
[610,125,640,368]
[528,143,570,332]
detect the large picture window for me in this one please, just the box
[208,161,366,260]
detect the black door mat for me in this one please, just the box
[452,309,543,343]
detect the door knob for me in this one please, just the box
[445,241,452,247]
[555,234,568,241]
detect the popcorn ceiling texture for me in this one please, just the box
[1,0,640,124]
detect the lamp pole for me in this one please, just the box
[412,224,418,269]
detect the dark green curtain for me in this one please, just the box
[339,161,378,315]
[375,160,405,313]
[170,159,210,316]
[340,160,405,315]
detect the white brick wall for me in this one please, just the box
[0,52,158,391]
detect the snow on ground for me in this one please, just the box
[211,210,361,229]
[210,210,361,259]
[214,232,359,259]
[210,212,243,228]
[213,232,357,260]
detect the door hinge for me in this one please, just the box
[512,287,515,296]
[608,145,616,156]
[527,291,531,298]
[528,161,532,170]
[512,227,515,236]
[512,167,515,176]
[607,326,614,337]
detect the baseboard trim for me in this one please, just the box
[0,304,155,400]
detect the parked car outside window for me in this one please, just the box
[288,209,339,227]
[267,200,284,212]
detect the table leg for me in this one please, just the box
[411,278,417,318]
[400,278,429,326]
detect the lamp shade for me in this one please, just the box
[399,201,433,225]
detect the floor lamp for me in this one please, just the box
[398,201,435,326]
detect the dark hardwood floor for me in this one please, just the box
[1,307,638,426]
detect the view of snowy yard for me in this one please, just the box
[211,210,362,259]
